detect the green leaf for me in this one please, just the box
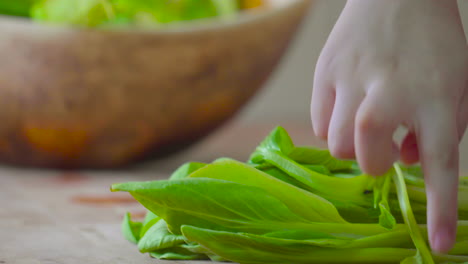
[378,202,396,230]
[393,164,435,264]
[31,0,116,27]
[114,126,468,263]
[0,0,35,17]
[31,0,236,28]
[181,225,417,264]
[257,166,375,223]
[332,162,364,178]
[122,212,143,244]
[180,243,227,261]
[254,149,384,223]
[289,146,355,171]
[143,210,158,226]
[302,164,332,175]
[374,173,397,230]
[112,178,317,235]
[112,0,219,25]
[259,166,312,190]
[212,0,238,18]
[138,219,186,253]
[259,227,416,249]
[188,159,347,223]
[258,149,374,206]
[149,246,208,260]
[169,162,207,181]
[249,126,295,164]
[140,216,161,238]
[449,239,468,255]
[263,229,342,240]
[139,210,160,237]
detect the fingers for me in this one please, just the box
[311,51,337,140]
[327,88,363,159]
[418,109,459,253]
[400,87,466,165]
[355,89,400,176]
[311,80,335,141]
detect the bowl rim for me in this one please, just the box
[0,0,310,35]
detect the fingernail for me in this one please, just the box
[431,227,456,253]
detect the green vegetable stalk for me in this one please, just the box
[112,126,468,263]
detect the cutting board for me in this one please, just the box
[1,121,467,264]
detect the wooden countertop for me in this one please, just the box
[1,120,468,264]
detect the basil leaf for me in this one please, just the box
[122,212,143,244]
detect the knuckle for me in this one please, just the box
[356,111,382,134]
[328,134,354,159]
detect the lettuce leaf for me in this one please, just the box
[30,0,239,27]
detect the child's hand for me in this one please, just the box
[312,0,467,253]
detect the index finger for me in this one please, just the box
[418,108,459,253]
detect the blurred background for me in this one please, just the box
[240,0,468,124]
[1,0,468,170]
[145,0,468,172]
[239,0,345,124]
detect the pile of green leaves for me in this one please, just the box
[0,0,240,27]
[112,126,468,263]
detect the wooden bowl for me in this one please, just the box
[0,0,312,169]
